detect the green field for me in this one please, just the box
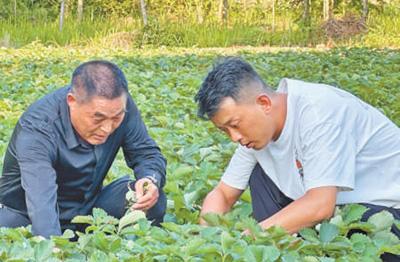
[0,44,399,260]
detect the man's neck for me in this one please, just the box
[272,93,288,141]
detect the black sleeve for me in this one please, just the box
[15,123,61,238]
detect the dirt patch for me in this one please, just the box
[321,14,367,39]
[99,31,140,49]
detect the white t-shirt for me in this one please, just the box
[222,78,400,208]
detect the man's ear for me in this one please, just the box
[255,94,272,114]
[66,93,77,107]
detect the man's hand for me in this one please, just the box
[258,186,338,234]
[200,181,243,225]
[131,178,159,211]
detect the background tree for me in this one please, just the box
[140,0,148,26]
[195,0,212,24]
[303,0,310,25]
[323,0,332,20]
[219,0,229,24]
[77,0,83,22]
[361,0,369,21]
[13,0,17,18]
[59,0,65,32]
[272,0,276,31]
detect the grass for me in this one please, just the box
[141,21,324,47]
[0,17,140,47]
[0,7,399,48]
[362,7,400,48]
[0,18,326,48]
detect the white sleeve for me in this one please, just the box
[300,122,356,192]
[221,145,257,190]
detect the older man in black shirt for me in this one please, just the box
[0,60,167,238]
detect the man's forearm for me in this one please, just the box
[259,187,337,234]
[200,188,233,225]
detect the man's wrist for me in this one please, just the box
[143,174,160,188]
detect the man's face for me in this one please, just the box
[210,96,276,150]
[67,93,127,145]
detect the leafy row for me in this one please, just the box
[0,204,399,261]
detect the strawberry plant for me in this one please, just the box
[0,44,399,260]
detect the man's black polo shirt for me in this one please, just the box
[0,86,166,237]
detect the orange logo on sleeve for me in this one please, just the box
[296,159,304,177]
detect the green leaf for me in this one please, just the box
[34,240,54,261]
[196,243,221,255]
[185,238,207,255]
[323,239,352,252]
[346,222,375,233]
[299,228,319,242]
[118,210,146,233]
[126,189,137,204]
[174,165,194,178]
[89,250,109,261]
[380,244,400,256]
[199,226,222,240]
[221,231,236,254]
[373,231,400,248]
[319,222,339,243]
[395,220,400,231]
[368,211,394,232]
[84,225,98,234]
[235,217,261,237]
[61,229,75,239]
[263,245,280,261]
[161,222,182,233]
[286,238,303,251]
[92,232,109,250]
[183,189,201,207]
[244,245,280,262]
[280,252,300,262]
[302,256,320,262]
[319,258,335,262]
[92,208,111,226]
[243,245,259,262]
[342,204,368,224]
[71,215,94,225]
[350,233,371,253]
[109,238,122,252]
[240,189,252,203]
[201,213,221,226]
[3,228,25,241]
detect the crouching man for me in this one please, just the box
[0,60,167,238]
[195,58,400,260]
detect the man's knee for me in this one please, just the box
[248,164,293,221]
[0,205,30,228]
[94,176,131,219]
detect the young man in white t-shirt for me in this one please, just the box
[194,58,400,244]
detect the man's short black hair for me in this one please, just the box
[71,60,128,102]
[194,57,270,119]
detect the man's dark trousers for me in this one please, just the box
[0,175,166,232]
[249,164,400,262]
